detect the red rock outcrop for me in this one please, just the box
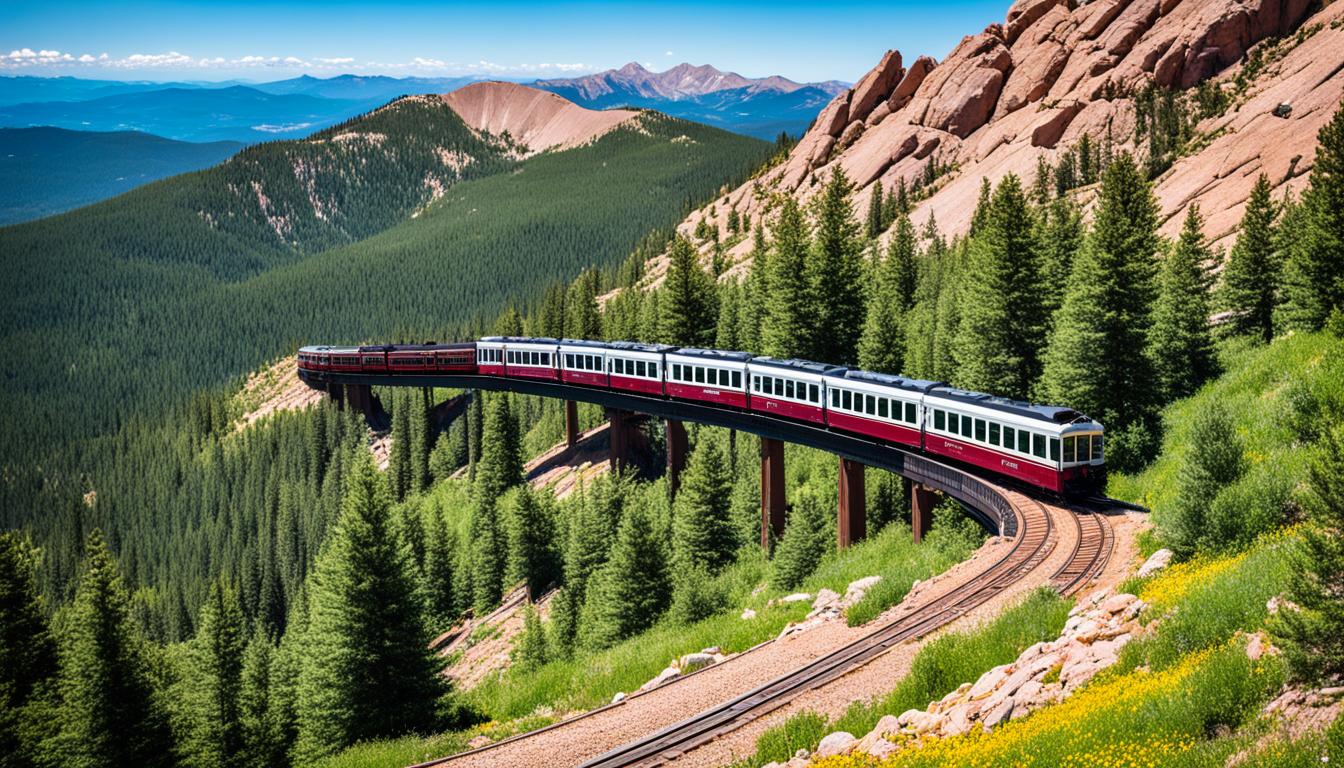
[442,82,637,156]
[665,0,1339,278]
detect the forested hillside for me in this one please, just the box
[0,105,768,464]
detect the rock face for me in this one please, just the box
[805,590,1148,763]
[668,0,1342,275]
[442,82,637,156]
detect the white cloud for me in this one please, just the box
[665,50,674,56]
[316,57,354,65]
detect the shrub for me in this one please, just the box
[771,490,831,590]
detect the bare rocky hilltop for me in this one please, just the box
[442,81,639,156]
[676,0,1344,262]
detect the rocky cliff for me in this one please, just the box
[674,0,1343,269]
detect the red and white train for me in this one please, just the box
[298,337,1105,495]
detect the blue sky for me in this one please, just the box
[1,0,1006,83]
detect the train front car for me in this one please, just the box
[606,341,673,396]
[746,357,841,424]
[825,370,939,450]
[664,349,751,408]
[499,337,561,381]
[922,387,1104,495]
[558,339,611,388]
[476,337,506,377]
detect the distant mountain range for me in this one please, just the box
[536,62,847,138]
[0,127,242,225]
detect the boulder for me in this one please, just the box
[1005,0,1071,44]
[1101,593,1137,615]
[779,592,813,604]
[678,652,716,673]
[816,731,857,757]
[867,738,899,758]
[969,664,1012,700]
[639,665,680,691]
[837,120,866,149]
[1137,549,1174,578]
[1030,101,1084,147]
[611,691,627,703]
[911,32,1013,138]
[811,589,841,610]
[741,608,757,620]
[981,694,1016,729]
[889,56,936,112]
[849,50,905,124]
[816,93,851,138]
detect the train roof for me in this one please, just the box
[557,339,612,350]
[749,356,846,375]
[669,348,753,362]
[928,386,1091,424]
[607,340,676,353]
[833,369,943,392]
[479,336,559,345]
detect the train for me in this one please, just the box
[298,337,1106,495]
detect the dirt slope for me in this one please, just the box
[441,82,638,156]
[668,0,1342,272]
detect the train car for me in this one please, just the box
[606,341,673,396]
[825,370,940,449]
[325,346,363,373]
[558,339,610,387]
[501,337,560,381]
[357,344,392,373]
[297,346,321,372]
[434,342,477,373]
[476,337,506,377]
[387,344,437,374]
[664,349,750,408]
[922,387,1105,494]
[747,358,842,424]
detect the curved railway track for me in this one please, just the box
[1049,504,1115,597]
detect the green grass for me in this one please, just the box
[310,715,554,768]
[735,588,1071,767]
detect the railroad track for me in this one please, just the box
[1048,504,1115,597]
[574,487,1054,768]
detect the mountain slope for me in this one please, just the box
[0,84,383,142]
[0,102,769,457]
[0,127,243,225]
[536,62,848,139]
[675,0,1341,265]
[442,81,638,154]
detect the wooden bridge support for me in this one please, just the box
[665,419,688,495]
[837,458,866,549]
[565,400,579,448]
[911,480,938,544]
[760,438,786,549]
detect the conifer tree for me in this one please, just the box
[1163,402,1245,558]
[969,177,993,236]
[469,498,505,615]
[887,214,919,312]
[579,504,670,648]
[1281,102,1344,331]
[422,505,460,625]
[550,487,610,653]
[511,605,550,673]
[180,581,246,768]
[1220,174,1281,342]
[410,388,431,494]
[672,432,736,572]
[0,532,59,768]
[296,458,443,763]
[239,632,283,768]
[507,486,560,600]
[536,283,568,338]
[660,236,718,347]
[467,392,483,480]
[1037,196,1083,319]
[858,218,915,375]
[807,167,866,362]
[762,197,812,358]
[476,393,523,503]
[738,224,770,353]
[1274,423,1344,681]
[771,490,830,590]
[1150,205,1218,402]
[565,272,603,340]
[866,184,884,239]
[715,279,742,350]
[954,174,1044,399]
[57,529,175,768]
[268,590,305,767]
[1039,153,1161,470]
[388,389,412,501]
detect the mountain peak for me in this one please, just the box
[441,81,638,155]
[537,61,842,102]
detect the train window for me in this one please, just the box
[1050,438,1060,462]
[906,402,917,424]
[809,384,818,402]
[975,419,986,442]
[989,422,1000,445]
[1063,436,1076,462]
[1018,430,1030,454]
[1003,425,1016,450]
[831,389,840,407]
[1091,434,1104,461]
[695,367,705,384]
[1033,433,1046,459]
[642,361,651,377]
[842,390,853,411]
[566,354,574,368]
[958,414,969,437]
[867,395,876,415]
[782,380,792,399]
[934,409,945,430]
[733,371,741,389]
[651,363,659,378]
[878,398,889,419]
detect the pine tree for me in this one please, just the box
[1274,423,1344,681]
[536,283,568,338]
[411,388,431,494]
[954,174,1044,399]
[715,279,742,350]
[1281,102,1344,331]
[0,532,60,768]
[660,236,718,347]
[771,490,830,590]
[469,497,505,616]
[1037,196,1083,319]
[1219,174,1281,342]
[1039,153,1161,471]
[476,393,523,503]
[866,184,885,239]
[1163,402,1245,559]
[888,214,919,312]
[507,486,560,599]
[466,393,483,481]
[422,504,460,625]
[762,197,812,358]
[56,530,175,768]
[969,177,993,236]
[565,271,603,340]
[807,167,866,362]
[239,632,282,768]
[550,487,610,653]
[739,224,770,353]
[510,605,550,673]
[296,458,444,763]
[180,581,246,768]
[579,504,670,648]
[388,389,412,501]
[672,432,736,573]
[1149,205,1218,402]
[858,219,914,375]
